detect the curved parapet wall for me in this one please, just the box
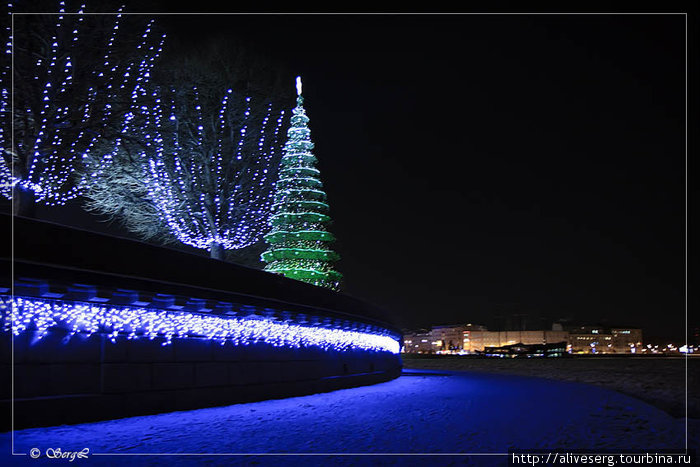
[4,296,399,354]
[0,215,403,430]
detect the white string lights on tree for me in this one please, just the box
[1,1,165,207]
[1,295,401,354]
[133,86,286,258]
[0,2,12,198]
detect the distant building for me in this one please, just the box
[432,324,486,352]
[402,324,642,355]
[568,326,643,354]
[610,328,643,353]
[569,332,614,354]
[430,325,463,352]
[483,341,568,358]
[402,329,433,353]
[464,330,569,353]
[403,324,486,354]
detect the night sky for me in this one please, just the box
[28,10,691,339]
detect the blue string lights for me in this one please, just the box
[0,2,11,199]
[1,2,165,206]
[2,295,401,354]
[135,86,287,256]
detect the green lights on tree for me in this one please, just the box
[261,77,342,291]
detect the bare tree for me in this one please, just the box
[81,39,293,261]
[82,82,288,259]
[0,1,164,215]
[82,143,170,243]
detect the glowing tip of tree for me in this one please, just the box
[296,76,302,96]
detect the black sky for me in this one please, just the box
[36,9,692,339]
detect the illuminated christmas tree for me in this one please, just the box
[261,77,342,290]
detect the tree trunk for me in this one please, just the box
[12,185,37,218]
[209,242,224,260]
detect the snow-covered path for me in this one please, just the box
[1,370,694,466]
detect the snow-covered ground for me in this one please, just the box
[2,368,696,466]
[403,356,699,418]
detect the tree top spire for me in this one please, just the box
[296,76,303,97]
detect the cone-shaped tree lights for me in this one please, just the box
[261,77,342,290]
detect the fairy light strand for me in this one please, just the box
[1,295,400,354]
[142,86,285,254]
[1,2,165,205]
